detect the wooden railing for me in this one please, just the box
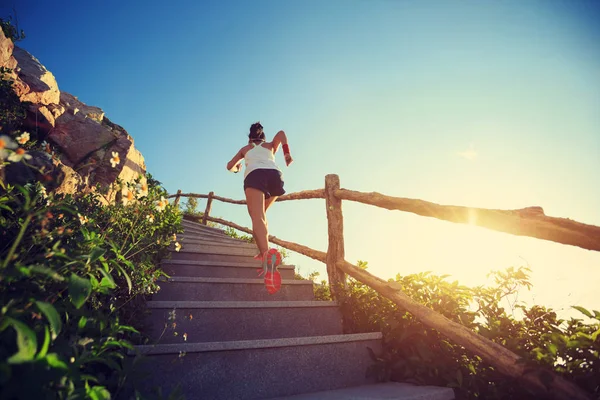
[169,174,599,400]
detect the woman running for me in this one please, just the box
[226,122,293,273]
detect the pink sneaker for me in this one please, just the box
[255,248,282,294]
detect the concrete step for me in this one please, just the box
[161,259,296,279]
[133,332,383,400]
[153,277,315,301]
[146,301,343,343]
[181,227,231,241]
[168,251,259,263]
[172,243,257,257]
[268,382,455,399]
[179,235,257,249]
[181,219,227,235]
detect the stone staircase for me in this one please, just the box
[133,219,455,400]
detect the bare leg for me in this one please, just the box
[245,188,269,254]
[262,196,278,240]
[264,196,278,212]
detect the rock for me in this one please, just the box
[48,92,116,167]
[1,36,147,204]
[11,47,60,105]
[0,28,17,71]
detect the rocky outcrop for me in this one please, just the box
[1,29,146,203]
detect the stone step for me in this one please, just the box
[153,277,315,301]
[268,382,455,400]
[133,333,383,400]
[173,243,257,257]
[161,259,296,279]
[146,301,343,343]
[181,219,227,235]
[179,235,257,249]
[181,227,231,240]
[168,251,259,263]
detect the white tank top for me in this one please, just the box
[244,142,280,178]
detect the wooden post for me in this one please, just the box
[202,191,214,225]
[325,174,346,300]
[173,189,182,207]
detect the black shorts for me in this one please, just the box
[244,169,285,199]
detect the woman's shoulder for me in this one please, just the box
[262,142,275,151]
[238,144,251,156]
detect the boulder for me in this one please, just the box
[0,32,148,203]
[0,28,17,71]
[11,47,60,105]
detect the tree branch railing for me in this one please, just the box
[171,174,598,400]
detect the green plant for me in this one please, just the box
[221,226,254,243]
[334,265,599,399]
[0,16,25,42]
[0,174,182,399]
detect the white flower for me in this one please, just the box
[174,242,181,252]
[39,186,48,198]
[110,152,120,168]
[136,181,149,197]
[155,196,168,212]
[73,108,79,115]
[0,135,17,160]
[78,213,89,225]
[122,189,135,206]
[16,132,30,145]
[7,148,32,162]
[146,214,155,223]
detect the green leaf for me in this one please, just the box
[88,247,106,264]
[69,274,92,309]
[572,306,593,318]
[6,317,38,364]
[592,328,600,342]
[467,363,476,375]
[45,353,68,369]
[547,343,558,356]
[36,301,62,339]
[87,385,111,400]
[36,326,50,359]
[116,264,132,294]
[117,325,140,334]
[28,265,65,281]
[78,316,88,330]
[100,276,116,289]
[102,339,134,351]
[90,274,99,290]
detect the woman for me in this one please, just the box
[226,122,293,291]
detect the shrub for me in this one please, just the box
[336,264,600,399]
[0,175,182,399]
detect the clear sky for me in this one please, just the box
[8,0,600,318]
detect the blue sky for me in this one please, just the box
[8,1,600,317]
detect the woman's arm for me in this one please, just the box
[271,130,287,153]
[272,130,293,166]
[226,148,244,172]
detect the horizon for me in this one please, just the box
[6,0,600,319]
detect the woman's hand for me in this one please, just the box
[284,153,293,166]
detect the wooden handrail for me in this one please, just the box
[202,191,214,225]
[173,173,598,400]
[172,187,600,253]
[325,175,346,300]
[334,188,600,252]
[167,189,325,205]
[203,214,592,400]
